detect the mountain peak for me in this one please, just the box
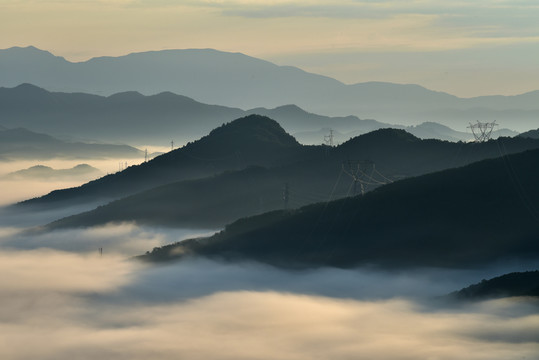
[11,83,48,92]
[0,46,67,61]
[341,128,419,148]
[107,91,145,101]
[207,114,300,147]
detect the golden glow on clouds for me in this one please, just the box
[0,250,537,360]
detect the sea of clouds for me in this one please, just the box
[0,217,537,359]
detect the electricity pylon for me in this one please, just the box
[324,129,334,147]
[468,121,498,142]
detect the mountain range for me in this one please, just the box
[139,147,539,269]
[1,46,539,132]
[3,164,101,181]
[0,125,143,161]
[2,83,517,147]
[294,122,517,145]
[27,115,539,231]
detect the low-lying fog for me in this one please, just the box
[0,220,538,360]
[1,156,537,359]
[0,158,140,206]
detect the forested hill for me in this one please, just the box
[17,115,306,208]
[140,148,539,269]
[450,271,539,300]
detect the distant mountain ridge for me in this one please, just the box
[3,164,101,180]
[294,121,517,144]
[0,125,142,160]
[1,46,538,131]
[0,84,520,147]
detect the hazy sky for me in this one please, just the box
[1,0,539,97]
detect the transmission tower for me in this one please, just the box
[324,129,335,147]
[144,148,148,162]
[171,140,175,151]
[342,160,392,196]
[467,120,498,142]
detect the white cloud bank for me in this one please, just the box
[0,248,537,360]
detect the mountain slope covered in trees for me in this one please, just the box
[140,148,539,269]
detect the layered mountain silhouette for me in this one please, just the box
[450,271,539,300]
[17,115,308,209]
[294,122,517,144]
[3,164,101,181]
[139,148,539,269]
[0,83,243,145]
[0,84,521,146]
[36,116,539,231]
[0,126,142,160]
[1,46,538,131]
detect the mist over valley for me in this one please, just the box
[1,40,538,359]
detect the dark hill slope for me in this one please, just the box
[334,128,539,177]
[519,129,539,139]
[35,130,539,228]
[46,166,294,229]
[141,148,539,269]
[450,271,539,300]
[17,115,305,208]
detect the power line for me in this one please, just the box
[341,160,392,196]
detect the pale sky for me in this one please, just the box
[1,0,539,97]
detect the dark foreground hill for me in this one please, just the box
[139,148,539,269]
[450,271,539,300]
